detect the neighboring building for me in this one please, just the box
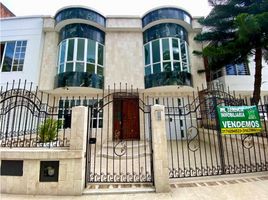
[0,2,15,18]
[0,16,44,88]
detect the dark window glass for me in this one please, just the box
[143,23,188,44]
[60,41,66,63]
[97,44,103,66]
[2,41,15,72]
[77,39,85,61]
[172,39,180,60]
[97,66,103,76]
[152,40,160,63]
[153,63,161,73]
[173,62,181,72]
[87,39,96,63]
[144,44,150,65]
[226,64,236,75]
[59,23,105,44]
[0,42,6,63]
[75,62,84,72]
[67,39,74,61]
[142,7,192,27]
[55,7,106,27]
[162,39,170,60]
[163,62,171,72]
[86,63,95,73]
[66,62,73,72]
[145,65,151,75]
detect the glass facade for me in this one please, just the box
[144,37,190,76]
[55,7,106,27]
[142,7,192,27]
[59,23,105,44]
[1,40,27,72]
[57,37,104,77]
[143,23,188,44]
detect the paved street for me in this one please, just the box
[2,172,268,200]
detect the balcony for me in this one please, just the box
[55,72,103,89]
[145,71,192,89]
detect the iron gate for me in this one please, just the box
[162,89,268,178]
[86,89,154,183]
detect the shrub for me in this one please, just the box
[38,118,62,143]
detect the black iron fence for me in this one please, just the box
[0,80,71,147]
[161,88,268,178]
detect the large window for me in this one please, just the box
[225,63,250,75]
[58,38,104,77]
[58,99,103,128]
[0,40,27,72]
[144,37,190,76]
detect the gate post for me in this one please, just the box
[151,105,170,193]
[69,106,88,194]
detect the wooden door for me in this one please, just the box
[113,97,140,140]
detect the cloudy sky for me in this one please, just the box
[1,0,212,17]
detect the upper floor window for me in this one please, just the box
[57,38,104,77]
[144,37,190,76]
[225,63,250,75]
[0,40,27,72]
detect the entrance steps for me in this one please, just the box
[83,183,155,194]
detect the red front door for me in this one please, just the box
[113,97,140,140]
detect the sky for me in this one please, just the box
[1,0,212,17]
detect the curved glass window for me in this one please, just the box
[59,23,105,44]
[144,37,190,76]
[142,8,192,27]
[58,38,104,77]
[55,7,106,27]
[143,23,188,44]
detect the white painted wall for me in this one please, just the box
[0,16,44,88]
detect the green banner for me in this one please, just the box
[217,106,262,134]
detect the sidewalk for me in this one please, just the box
[2,172,268,200]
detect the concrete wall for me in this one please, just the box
[105,17,144,89]
[0,17,44,88]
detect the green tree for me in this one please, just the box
[195,0,268,104]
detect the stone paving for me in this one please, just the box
[2,172,268,200]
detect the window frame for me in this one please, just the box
[144,37,190,75]
[0,40,27,72]
[57,37,104,77]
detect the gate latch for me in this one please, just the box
[89,138,96,144]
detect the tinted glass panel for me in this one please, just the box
[172,39,180,60]
[173,62,181,72]
[59,23,105,44]
[145,65,151,75]
[0,43,6,63]
[142,7,192,27]
[87,39,96,63]
[59,64,64,73]
[77,39,85,61]
[153,63,161,73]
[60,40,66,63]
[55,7,106,27]
[97,44,103,66]
[2,41,15,72]
[163,62,171,72]
[76,62,84,72]
[87,63,95,73]
[97,66,103,76]
[152,40,160,63]
[66,62,73,72]
[143,23,188,43]
[162,39,170,60]
[67,39,74,61]
[144,44,150,65]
